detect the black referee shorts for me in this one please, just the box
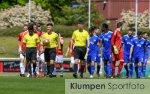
[44,48,56,62]
[74,46,86,60]
[26,47,37,63]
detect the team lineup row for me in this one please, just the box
[18,21,150,79]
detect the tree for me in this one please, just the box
[54,2,106,26]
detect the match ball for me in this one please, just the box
[43,39,49,45]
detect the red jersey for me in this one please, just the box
[35,31,44,37]
[69,40,74,57]
[18,31,28,51]
[56,37,64,55]
[111,28,123,52]
[34,31,45,51]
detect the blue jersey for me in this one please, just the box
[144,39,150,58]
[122,35,134,55]
[101,31,112,53]
[88,35,100,55]
[131,38,146,57]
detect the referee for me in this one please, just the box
[23,23,40,78]
[71,20,89,78]
[40,23,60,78]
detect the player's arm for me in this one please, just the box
[111,32,115,47]
[65,41,71,57]
[144,40,147,56]
[148,41,150,59]
[71,32,75,53]
[65,46,70,57]
[121,36,125,48]
[111,31,118,54]
[39,36,44,54]
[22,36,27,54]
[84,35,90,59]
[129,45,134,59]
[36,36,40,54]
[99,40,102,57]
[18,34,23,53]
[56,34,61,49]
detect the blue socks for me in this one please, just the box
[142,65,146,78]
[107,64,111,76]
[129,64,133,78]
[138,66,142,78]
[87,65,91,74]
[90,65,95,75]
[104,63,108,77]
[109,62,112,75]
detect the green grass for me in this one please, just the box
[0,76,65,94]
[0,72,150,94]
[0,73,101,94]
[0,37,18,57]
[0,37,71,57]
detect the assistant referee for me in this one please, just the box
[40,23,60,78]
[71,20,89,78]
[23,23,40,78]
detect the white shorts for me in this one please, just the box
[20,53,25,59]
[55,55,63,63]
[37,53,45,62]
[71,57,75,64]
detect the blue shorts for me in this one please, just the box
[133,55,143,64]
[87,54,97,64]
[96,55,101,64]
[124,54,132,63]
[102,52,112,62]
[143,55,148,63]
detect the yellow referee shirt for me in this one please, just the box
[72,29,89,47]
[41,32,60,49]
[23,33,40,47]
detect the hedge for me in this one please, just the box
[1,25,150,38]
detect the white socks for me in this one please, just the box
[20,62,25,74]
[60,67,64,75]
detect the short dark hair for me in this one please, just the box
[28,23,34,31]
[137,31,143,36]
[142,32,147,35]
[78,19,84,24]
[90,26,97,32]
[128,28,135,32]
[102,23,108,29]
[117,22,123,28]
[47,22,53,26]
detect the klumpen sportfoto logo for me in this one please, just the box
[65,79,149,94]
[70,82,145,91]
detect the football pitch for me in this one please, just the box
[0,73,67,94]
[0,72,150,94]
[0,73,87,94]
[0,77,64,94]
[0,72,107,94]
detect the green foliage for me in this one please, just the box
[54,3,106,27]
[0,0,28,10]
[0,0,105,27]
[0,25,76,37]
[0,1,10,9]
[0,0,72,17]
[54,25,76,37]
[16,0,28,6]
[121,28,150,36]
[0,26,22,37]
